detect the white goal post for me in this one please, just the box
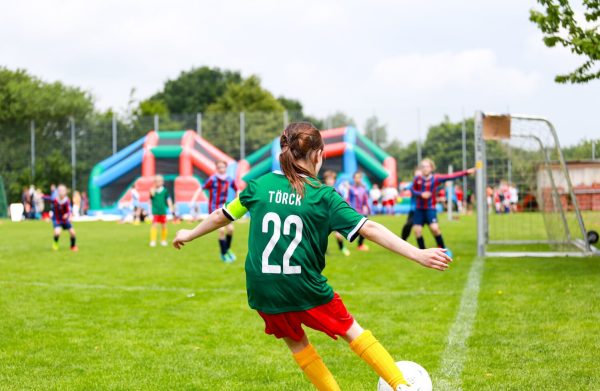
[474,112,596,257]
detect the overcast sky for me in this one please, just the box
[1,0,598,146]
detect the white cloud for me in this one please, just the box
[371,49,541,98]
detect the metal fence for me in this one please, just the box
[6,111,301,202]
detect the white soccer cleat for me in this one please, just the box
[160,241,168,247]
[149,241,157,247]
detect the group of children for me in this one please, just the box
[41,122,474,389]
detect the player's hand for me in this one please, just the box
[421,191,432,199]
[415,248,452,271]
[467,167,476,175]
[172,229,193,249]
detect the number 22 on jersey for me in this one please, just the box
[261,212,303,274]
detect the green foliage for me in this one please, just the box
[9,151,72,199]
[363,115,389,146]
[150,66,243,114]
[203,76,286,157]
[277,96,303,114]
[323,111,355,128]
[561,138,600,159]
[530,0,600,83]
[0,67,95,202]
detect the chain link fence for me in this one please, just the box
[1,111,303,203]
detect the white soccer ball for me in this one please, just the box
[377,361,432,391]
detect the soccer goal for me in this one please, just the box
[474,112,596,257]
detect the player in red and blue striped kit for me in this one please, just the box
[44,184,78,251]
[199,160,238,262]
[411,158,475,253]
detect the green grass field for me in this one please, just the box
[1,215,599,390]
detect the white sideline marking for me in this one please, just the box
[435,256,485,391]
[0,280,452,297]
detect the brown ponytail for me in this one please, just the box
[279,122,324,196]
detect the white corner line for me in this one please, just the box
[435,256,485,391]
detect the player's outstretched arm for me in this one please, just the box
[172,208,230,249]
[359,220,452,271]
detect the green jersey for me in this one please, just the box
[224,171,366,314]
[151,186,171,215]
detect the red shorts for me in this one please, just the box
[382,199,395,207]
[258,293,354,341]
[153,215,167,224]
[372,200,379,206]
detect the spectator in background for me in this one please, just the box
[81,192,89,216]
[509,183,519,212]
[369,184,382,214]
[34,188,45,219]
[455,184,464,214]
[466,188,474,214]
[486,186,494,213]
[21,186,32,219]
[381,184,398,215]
[72,191,82,217]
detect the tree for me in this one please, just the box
[149,66,242,113]
[530,0,600,83]
[323,111,355,129]
[0,67,94,201]
[277,96,303,115]
[203,76,286,157]
[562,138,600,159]
[364,115,388,146]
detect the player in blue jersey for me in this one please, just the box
[323,170,351,256]
[193,160,238,262]
[347,171,371,251]
[44,184,78,251]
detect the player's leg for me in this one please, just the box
[429,222,445,248]
[160,221,168,246]
[400,211,414,241]
[285,335,340,390]
[217,227,230,261]
[357,216,370,251]
[413,224,425,249]
[150,222,158,247]
[344,320,408,389]
[52,226,62,250]
[224,223,236,260]
[68,226,78,251]
[335,232,350,256]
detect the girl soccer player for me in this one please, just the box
[46,184,78,251]
[149,175,173,247]
[410,158,475,255]
[347,171,371,251]
[191,160,238,262]
[173,122,451,391]
[322,170,351,257]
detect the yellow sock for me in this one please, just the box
[293,344,340,391]
[150,226,157,242]
[161,226,168,241]
[349,330,407,389]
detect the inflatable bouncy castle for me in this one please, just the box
[236,126,397,190]
[88,130,236,215]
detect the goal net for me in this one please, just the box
[474,112,593,257]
